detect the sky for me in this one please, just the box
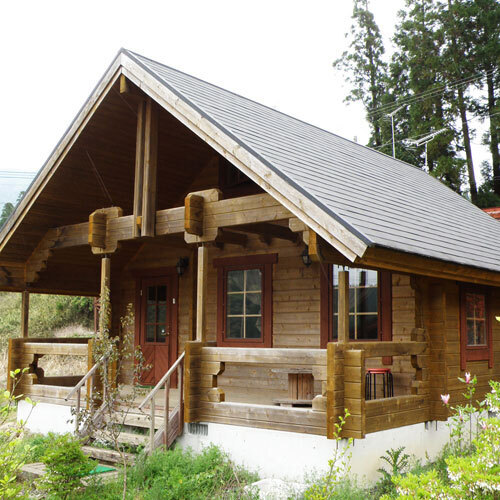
[0,0,490,207]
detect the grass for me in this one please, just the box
[72,445,259,500]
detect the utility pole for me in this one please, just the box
[385,106,405,159]
[406,128,447,169]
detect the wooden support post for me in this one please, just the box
[196,245,208,342]
[21,290,29,338]
[99,257,111,336]
[184,194,204,236]
[326,342,344,439]
[338,270,350,343]
[141,98,159,237]
[133,100,146,238]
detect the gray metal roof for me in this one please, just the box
[127,50,500,273]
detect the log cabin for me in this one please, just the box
[3,49,500,479]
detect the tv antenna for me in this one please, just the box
[405,128,447,169]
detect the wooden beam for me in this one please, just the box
[88,212,106,249]
[141,98,158,237]
[216,229,247,247]
[184,194,204,236]
[21,290,29,338]
[133,100,146,238]
[196,245,208,342]
[232,223,298,243]
[337,270,349,343]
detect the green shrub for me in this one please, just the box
[37,433,96,500]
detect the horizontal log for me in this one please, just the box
[365,406,431,434]
[345,342,428,358]
[198,401,326,429]
[22,342,89,356]
[201,347,326,365]
[365,395,428,417]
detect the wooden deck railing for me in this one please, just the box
[184,333,430,439]
[327,335,430,439]
[183,342,328,436]
[7,337,93,403]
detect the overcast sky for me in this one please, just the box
[0,0,488,206]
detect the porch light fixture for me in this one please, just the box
[301,246,312,267]
[176,257,189,276]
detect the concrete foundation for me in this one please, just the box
[177,420,451,483]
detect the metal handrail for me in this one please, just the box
[65,360,101,401]
[138,351,185,410]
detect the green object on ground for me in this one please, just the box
[89,465,116,475]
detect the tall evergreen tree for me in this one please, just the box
[333,0,388,147]
[466,0,500,196]
[440,0,478,202]
[389,0,464,193]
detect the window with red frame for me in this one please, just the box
[321,265,392,347]
[460,287,492,370]
[214,254,277,347]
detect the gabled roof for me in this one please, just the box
[2,48,500,274]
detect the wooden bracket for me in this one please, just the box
[88,207,123,255]
[216,229,247,247]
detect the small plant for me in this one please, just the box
[304,408,353,500]
[37,433,96,500]
[376,446,411,495]
[441,372,482,452]
[0,368,36,500]
[76,288,150,500]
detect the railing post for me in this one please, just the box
[337,270,350,344]
[326,342,344,439]
[21,290,29,338]
[75,387,81,434]
[150,395,155,452]
[343,349,366,439]
[178,361,184,425]
[164,378,170,447]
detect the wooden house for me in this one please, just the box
[2,49,500,478]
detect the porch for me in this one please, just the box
[9,330,433,442]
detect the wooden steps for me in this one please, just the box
[82,446,135,465]
[104,410,164,430]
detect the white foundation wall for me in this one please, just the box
[17,400,75,435]
[177,420,451,483]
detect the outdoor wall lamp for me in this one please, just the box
[301,246,312,267]
[176,257,189,276]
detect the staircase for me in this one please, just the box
[66,352,185,463]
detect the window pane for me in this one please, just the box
[246,293,261,315]
[349,288,355,313]
[157,285,167,303]
[357,288,378,313]
[467,320,475,345]
[246,269,262,291]
[475,320,486,345]
[228,270,244,292]
[227,317,244,338]
[157,304,166,324]
[147,286,156,302]
[156,325,167,343]
[332,288,338,314]
[466,293,475,317]
[332,316,338,340]
[147,304,156,323]
[146,324,155,342]
[246,317,262,339]
[357,315,378,340]
[348,315,355,340]
[228,293,244,314]
[474,295,485,319]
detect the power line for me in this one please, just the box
[368,69,497,118]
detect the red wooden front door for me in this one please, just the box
[137,273,178,385]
